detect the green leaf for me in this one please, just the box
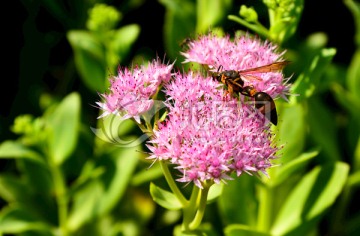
[332,83,360,122]
[225,224,271,236]
[160,0,196,60]
[67,181,103,232]
[207,183,223,203]
[348,170,360,188]
[68,146,140,231]
[0,174,27,203]
[271,162,349,235]
[150,182,182,210]
[196,0,231,33]
[96,146,140,216]
[346,48,360,102]
[68,161,106,195]
[307,97,341,161]
[344,0,360,46]
[0,172,56,223]
[0,206,52,234]
[274,102,306,163]
[92,114,137,147]
[0,141,45,165]
[131,162,163,186]
[270,149,320,186]
[355,136,360,170]
[218,174,257,226]
[67,30,107,92]
[46,92,81,166]
[304,32,329,51]
[110,24,140,66]
[290,48,336,103]
[20,160,54,198]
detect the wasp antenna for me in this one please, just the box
[217,65,223,73]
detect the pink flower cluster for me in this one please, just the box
[97,59,174,123]
[147,72,278,188]
[98,34,289,188]
[182,34,290,99]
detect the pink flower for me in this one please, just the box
[181,34,290,100]
[147,72,278,188]
[97,59,174,123]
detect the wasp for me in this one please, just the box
[212,61,290,125]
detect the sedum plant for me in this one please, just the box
[1,0,358,235]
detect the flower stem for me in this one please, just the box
[182,185,200,230]
[188,183,211,230]
[228,15,269,38]
[159,160,188,206]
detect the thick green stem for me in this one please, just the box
[159,160,188,206]
[182,186,201,231]
[188,183,211,230]
[188,185,201,213]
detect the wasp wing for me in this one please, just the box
[239,61,290,74]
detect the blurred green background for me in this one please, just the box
[1,0,359,235]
